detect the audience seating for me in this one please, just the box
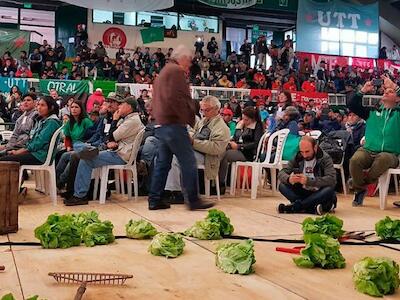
[19,126,63,205]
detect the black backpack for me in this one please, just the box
[318,134,344,164]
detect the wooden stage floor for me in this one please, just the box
[1,188,400,300]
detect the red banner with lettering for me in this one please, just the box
[250,89,328,107]
[297,52,375,71]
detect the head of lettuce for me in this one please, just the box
[353,257,399,297]
[148,233,185,258]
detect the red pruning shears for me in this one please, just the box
[275,246,305,254]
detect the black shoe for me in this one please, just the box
[352,190,367,207]
[169,191,184,204]
[64,195,89,206]
[188,199,215,210]
[149,201,171,210]
[393,201,400,208]
[277,203,286,214]
[60,191,72,199]
[79,147,99,160]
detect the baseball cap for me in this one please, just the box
[106,92,122,102]
[222,108,233,116]
[117,96,138,111]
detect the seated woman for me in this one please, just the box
[0,96,61,165]
[218,106,264,192]
[275,106,300,136]
[56,100,93,189]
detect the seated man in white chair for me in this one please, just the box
[163,95,230,203]
[277,136,337,215]
[65,96,144,206]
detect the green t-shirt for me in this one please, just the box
[64,117,93,143]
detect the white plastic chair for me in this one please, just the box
[229,130,271,196]
[98,129,145,204]
[0,117,5,131]
[308,130,322,140]
[198,164,220,200]
[231,129,290,199]
[378,168,400,210]
[0,130,13,141]
[19,126,63,205]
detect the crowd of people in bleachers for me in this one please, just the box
[1,36,400,211]
[2,33,400,95]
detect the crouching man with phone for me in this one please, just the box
[277,136,337,215]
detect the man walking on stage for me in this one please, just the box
[148,45,215,210]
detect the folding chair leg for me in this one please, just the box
[119,170,125,195]
[93,169,100,201]
[378,172,390,210]
[132,166,138,200]
[340,167,347,196]
[215,176,220,201]
[115,170,121,194]
[48,168,57,206]
[271,168,277,195]
[99,168,109,204]
[241,166,247,195]
[127,170,133,200]
[205,177,210,198]
[250,165,259,200]
[395,174,399,196]
[230,163,236,196]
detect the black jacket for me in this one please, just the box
[233,121,264,160]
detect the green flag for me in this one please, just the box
[140,27,164,44]
[0,28,30,57]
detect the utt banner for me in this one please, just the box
[296,0,379,58]
[0,77,28,94]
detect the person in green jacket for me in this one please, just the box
[348,76,400,206]
[0,96,61,164]
[56,100,93,189]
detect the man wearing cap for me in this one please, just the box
[222,108,236,137]
[59,92,121,200]
[66,96,144,205]
[149,44,215,210]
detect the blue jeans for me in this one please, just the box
[74,150,126,198]
[148,125,198,204]
[279,183,336,213]
[56,151,73,186]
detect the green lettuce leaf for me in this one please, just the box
[215,239,256,275]
[353,257,400,297]
[184,220,222,240]
[1,294,15,300]
[72,211,100,230]
[34,213,82,249]
[126,219,158,239]
[148,233,185,258]
[302,214,345,239]
[293,233,346,269]
[82,220,115,247]
[206,209,234,236]
[375,217,400,241]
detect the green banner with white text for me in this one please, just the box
[39,79,89,96]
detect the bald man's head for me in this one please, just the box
[299,136,318,161]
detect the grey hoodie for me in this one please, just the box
[6,109,38,150]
